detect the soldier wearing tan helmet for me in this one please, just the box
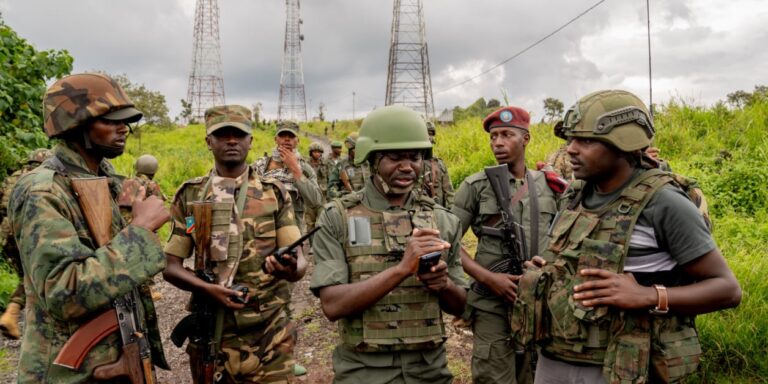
[513,90,740,383]
[0,148,52,340]
[8,73,170,382]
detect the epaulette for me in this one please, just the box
[25,167,56,193]
[540,169,569,194]
[464,171,488,185]
[171,175,207,202]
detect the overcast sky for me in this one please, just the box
[1,0,766,121]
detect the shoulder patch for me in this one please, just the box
[464,171,488,185]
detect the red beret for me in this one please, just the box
[482,106,530,132]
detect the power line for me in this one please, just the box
[435,0,608,94]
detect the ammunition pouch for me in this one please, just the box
[510,269,551,349]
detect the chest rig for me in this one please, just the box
[333,193,445,352]
[343,163,369,192]
[512,169,702,383]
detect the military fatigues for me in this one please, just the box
[305,157,332,230]
[118,173,167,223]
[8,143,168,383]
[328,158,369,198]
[514,168,713,384]
[165,167,302,383]
[545,145,573,180]
[451,169,560,384]
[253,154,322,232]
[310,181,469,384]
[420,157,454,208]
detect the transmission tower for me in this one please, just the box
[385,0,435,120]
[187,0,226,123]
[278,0,308,121]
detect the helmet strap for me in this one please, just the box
[372,154,415,195]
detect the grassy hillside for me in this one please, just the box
[1,99,766,382]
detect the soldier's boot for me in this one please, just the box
[0,302,22,339]
[293,363,307,377]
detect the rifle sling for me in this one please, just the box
[480,170,540,257]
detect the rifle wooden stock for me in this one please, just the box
[190,202,213,271]
[340,168,353,192]
[53,309,119,369]
[71,177,112,247]
[92,342,145,384]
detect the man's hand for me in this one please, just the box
[482,272,520,303]
[263,252,299,281]
[523,255,547,270]
[573,269,656,310]
[399,228,450,275]
[278,146,302,179]
[130,186,170,232]
[417,260,452,293]
[202,283,246,310]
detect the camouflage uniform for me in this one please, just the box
[306,150,331,230]
[165,167,302,383]
[420,157,454,208]
[9,143,169,383]
[545,145,573,180]
[328,157,369,198]
[118,173,166,223]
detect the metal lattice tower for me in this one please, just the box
[278,0,308,121]
[385,0,435,120]
[187,0,226,123]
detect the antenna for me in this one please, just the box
[646,0,654,119]
[385,0,435,120]
[187,0,226,123]
[278,0,308,121]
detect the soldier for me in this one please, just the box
[328,132,369,198]
[420,121,455,208]
[252,120,323,232]
[311,106,468,383]
[306,142,331,229]
[118,153,167,301]
[329,140,343,166]
[451,106,565,384]
[8,72,170,382]
[163,105,306,383]
[0,148,51,340]
[514,90,740,383]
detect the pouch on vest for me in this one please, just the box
[210,201,235,262]
[381,211,413,254]
[603,314,652,384]
[347,216,372,246]
[649,316,701,383]
[510,269,551,348]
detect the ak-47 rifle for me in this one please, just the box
[170,201,219,384]
[54,177,156,384]
[472,165,527,296]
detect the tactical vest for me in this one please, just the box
[333,192,445,352]
[342,162,368,193]
[512,169,701,383]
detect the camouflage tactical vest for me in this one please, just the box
[512,169,702,383]
[342,161,368,193]
[333,192,445,352]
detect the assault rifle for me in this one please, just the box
[472,165,527,296]
[170,201,219,384]
[54,177,156,383]
[262,225,320,271]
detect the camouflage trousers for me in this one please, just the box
[8,283,25,307]
[472,308,535,384]
[331,344,453,384]
[188,307,296,384]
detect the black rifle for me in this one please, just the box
[472,165,527,296]
[262,226,320,271]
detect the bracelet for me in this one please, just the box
[649,284,669,315]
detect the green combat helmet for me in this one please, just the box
[308,142,324,154]
[344,132,359,150]
[558,89,654,152]
[330,140,343,149]
[43,73,142,138]
[355,105,432,165]
[135,154,159,176]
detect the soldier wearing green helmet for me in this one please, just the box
[311,105,468,383]
[306,142,331,230]
[329,140,343,165]
[513,90,741,383]
[0,148,52,340]
[328,132,370,197]
[8,73,170,382]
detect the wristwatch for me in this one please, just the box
[649,284,669,315]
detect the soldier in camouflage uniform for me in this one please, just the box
[164,105,306,383]
[513,90,740,384]
[8,72,170,382]
[420,121,455,208]
[0,148,51,340]
[328,132,369,198]
[451,106,565,384]
[329,140,343,166]
[311,106,468,384]
[252,121,323,232]
[306,142,331,230]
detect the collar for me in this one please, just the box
[361,179,415,211]
[54,142,119,178]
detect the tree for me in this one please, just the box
[726,90,751,109]
[179,99,194,124]
[0,17,73,179]
[487,99,501,109]
[110,73,171,127]
[543,97,564,122]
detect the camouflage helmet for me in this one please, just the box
[559,90,654,152]
[135,154,159,175]
[330,140,343,149]
[26,148,53,165]
[308,142,324,153]
[355,105,432,165]
[426,121,436,135]
[43,73,142,138]
[345,132,359,149]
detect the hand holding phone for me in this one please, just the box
[418,251,442,274]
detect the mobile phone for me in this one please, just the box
[418,251,442,274]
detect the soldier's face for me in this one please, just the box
[206,127,252,166]
[310,150,323,160]
[567,137,622,182]
[276,132,298,150]
[332,147,342,156]
[375,150,423,192]
[489,126,529,165]
[88,118,130,157]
